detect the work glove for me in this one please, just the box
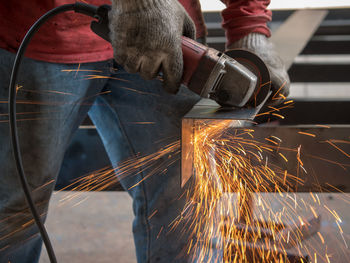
[228,33,290,105]
[110,0,196,93]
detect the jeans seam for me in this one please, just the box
[104,78,152,263]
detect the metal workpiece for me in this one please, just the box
[182,98,268,120]
[182,121,350,192]
[247,125,350,193]
[181,86,350,193]
[181,98,270,188]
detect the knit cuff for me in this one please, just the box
[112,0,162,13]
[229,32,267,50]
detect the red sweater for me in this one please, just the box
[0,0,271,64]
[221,0,272,47]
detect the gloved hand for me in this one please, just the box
[110,0,196,93]
[228,33,290,105]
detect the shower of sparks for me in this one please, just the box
[52,116,350,262]
[58,140,181,194]
[256,99,295,118]
[169,119,349,262]
[2,115,349,260]
[3,69,350,261]
[62,68,161,96]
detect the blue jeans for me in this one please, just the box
[0,48,200,262]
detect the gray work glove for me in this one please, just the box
[228,33,290,105]
[110,0,196,93]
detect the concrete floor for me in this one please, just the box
[39,192,350,263]
[39,192,136,263]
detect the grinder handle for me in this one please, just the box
[181,37,208,86]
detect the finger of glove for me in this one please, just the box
[140,55,164,80]
[161,47,183,94]
[182,13,196,39]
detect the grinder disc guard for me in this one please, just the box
[223,49,271,108]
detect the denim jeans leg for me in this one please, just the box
[88,64,200,263]
[0,48,110,262]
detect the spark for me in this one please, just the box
[317,232,325,244]
[83,75,129,82]
[272,81,287,101]
[16,85,23,93]
[279,153,288,163]
[148,210,158,220]
[32,180,55,192]
[283,100,294,105]
[267,106,280,112]
[41,90,76,96]
[270,136,282,142]
[157,226,164,239]
[265,137,279,145]
[72,196,89,207]
[61,69,103,73]
[17,87,77,96]
[324,140,350,159]
[316,124,331,129]
[271,113,285,119]
[298,131,316,138]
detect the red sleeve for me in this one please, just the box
[221,0,272,47]
[178,0,207,39]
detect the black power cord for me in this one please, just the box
[8,3,101,263]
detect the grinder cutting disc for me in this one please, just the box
[224,49,271,107]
